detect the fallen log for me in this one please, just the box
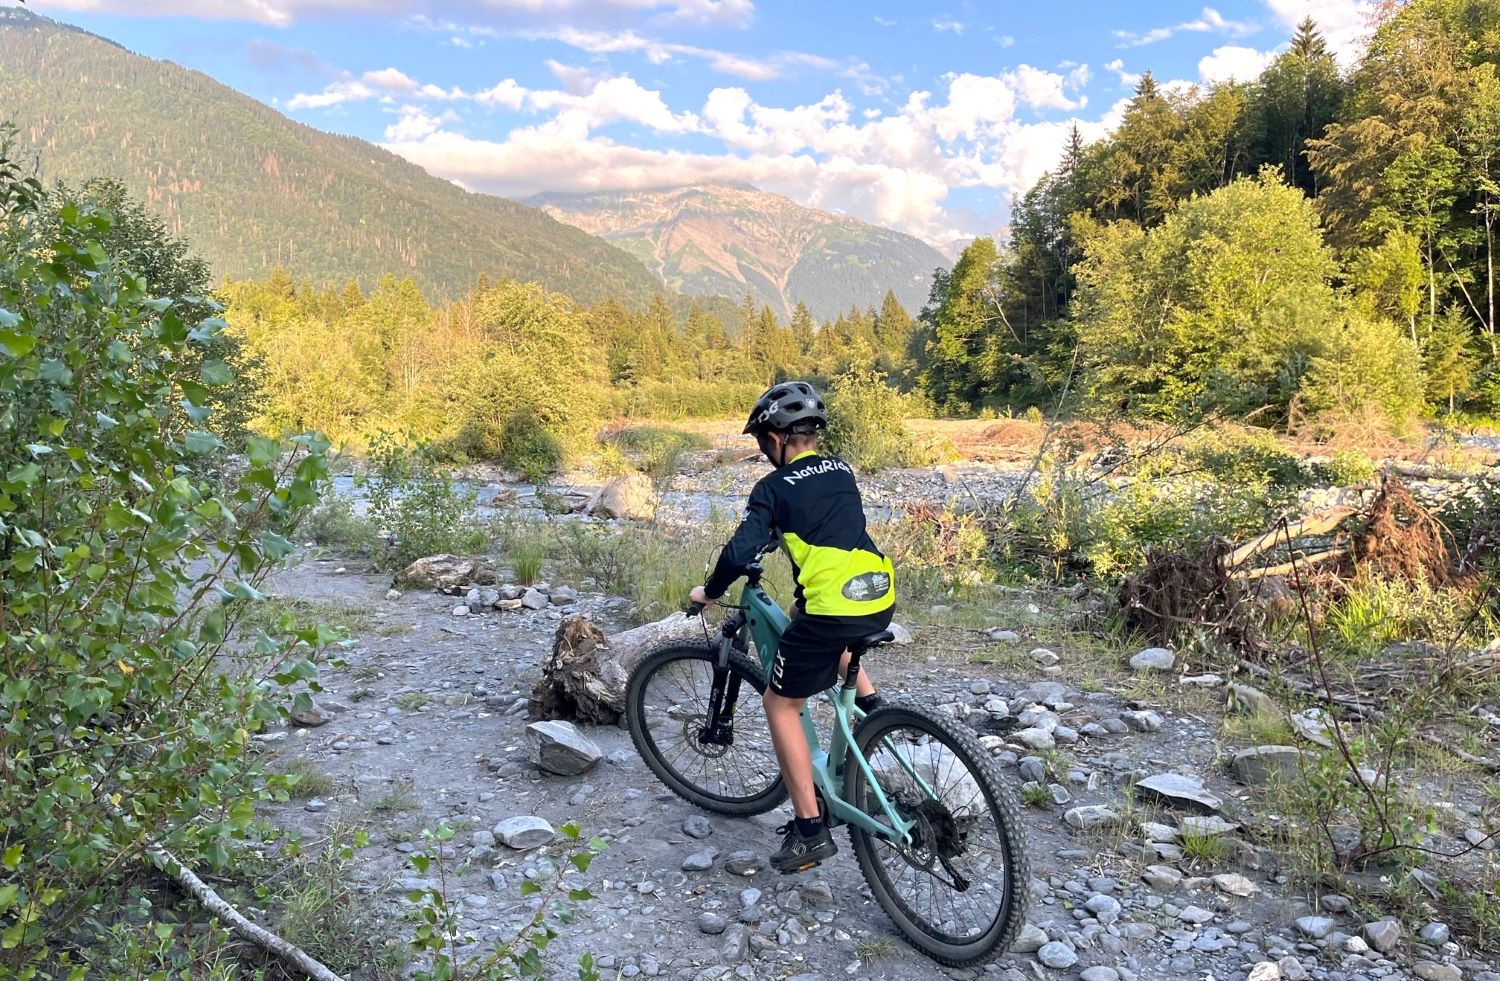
[1226,507,1356,570]
[1233,548,1350,581]
[528,613,706,724]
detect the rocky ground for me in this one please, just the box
[253,554,1499,981]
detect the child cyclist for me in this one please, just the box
[688,380,896,873]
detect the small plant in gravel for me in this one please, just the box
[1179,830,1230,865]
[1020,784,1053,808]
[513,545,544,586]
[279,757,337,800]
[371,781,419,813]
[853,934,898,961]
[396,691,431,711]
[404,821,606,980]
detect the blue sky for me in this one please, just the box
[17,0,1375,251]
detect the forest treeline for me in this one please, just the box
[926,0,1500,430]
[219,0,1500,467]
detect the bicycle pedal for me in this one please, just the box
[781,860,820,874]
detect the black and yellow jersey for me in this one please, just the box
[704,450,895,617]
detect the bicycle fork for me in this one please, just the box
[698,632,742,747]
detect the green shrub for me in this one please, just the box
[1184,428,1309,492]
[361,435,487,570]
[608,425,709,488]
[302,491,378,551]
[824,370,943,471]
[496,408,565,482]
[1308,449,1379,487]
[0,160,333,974]
[513,544,544,585]
[437,408,566,482]
[1298,316,1426,433]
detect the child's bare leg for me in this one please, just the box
[764,690,819,817]
[837,649,876,698]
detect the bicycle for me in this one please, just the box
[624,561,1030,967]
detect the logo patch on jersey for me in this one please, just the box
[781,457,852,485]
[841,571,891,602]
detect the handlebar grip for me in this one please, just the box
[685,601,707,617]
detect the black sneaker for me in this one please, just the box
[770,820,837,874]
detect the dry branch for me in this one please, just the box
[1234,548,1350,581]
[529,613,705,723]
[147,843,344,981]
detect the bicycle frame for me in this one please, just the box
[736,583,917,846]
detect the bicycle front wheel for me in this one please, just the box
[845,704,1030,967]
[626,641,787,816]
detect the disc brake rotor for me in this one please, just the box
[680,714,729,758]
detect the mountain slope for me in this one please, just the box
[0,8,664,305]
[529,184,947,321]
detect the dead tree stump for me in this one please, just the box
[529,613,705,724]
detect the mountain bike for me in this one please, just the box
[624,562,1030,967]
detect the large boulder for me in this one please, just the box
[394,554,497,590]
[588,474,656,521]
[1131,773,1223,814]
[525,719,603,775]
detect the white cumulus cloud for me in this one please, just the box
[1113,6,1259,47]
[1198,45,1276,83]
[1262,0,1375,67]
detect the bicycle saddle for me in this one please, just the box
[852,630,895,654]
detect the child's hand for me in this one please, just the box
[689,585,711,608]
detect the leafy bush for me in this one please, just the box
[1297,316,1425,434]
[1183,428,1309,492]
[496,408,565,482]
[1308,449,1378,487]
[607,425,709,488]
[302,491,378,551]
[0,158,332,974]
[361,435,487,569]
[823,370,946,471]
[441,408,566,482]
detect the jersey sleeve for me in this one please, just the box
[703,478,778,599]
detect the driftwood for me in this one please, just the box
[529,613,705,724]
[1226,507,1356,570]
[1235,548,1350,581]
[147,842,344,981]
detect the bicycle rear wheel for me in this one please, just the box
[626,641,787,816]
[845,704,1030,967]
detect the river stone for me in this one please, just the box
[1294,916,1337,939]
[1080,969,1120,981]
[495,815,554,849]
[291,699,332,727]
[1234,745,1305,785]
[1229,683,1279,716]
[1181,814,1239,837]
[525,719,602,775]
[1413,964,1462,981]
[589,473,656,521]
[1246,963,1282,981]
[520,587,549,611]
[1064,805,1120,830]
[1010,923,1048,953]
[1130,647,1176,672]
[1132,773,1222,813]
[1363,918,1402,953]
[887,622,914,644]
[1419,922,1450,944]
[683,815,713,839]
[1013,727,1055,751]
[1036,941,1077,969]
[1142,865,1183,890]
[681,850,716,872]
[466,586,500,610]
[1290,708,1335,748]
[698,912,728,935]
[394,554,496,590]
[1212,873,1259,897]
[724,851,763,875]
[1123,710,1163,732]
[548,585,578,605]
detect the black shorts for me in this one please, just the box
[768,607,895,698]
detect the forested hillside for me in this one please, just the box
[531,183,947,322]
[0,7,666,305]
[921,2,1500,431]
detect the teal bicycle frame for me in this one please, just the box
[735,581,920,846]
